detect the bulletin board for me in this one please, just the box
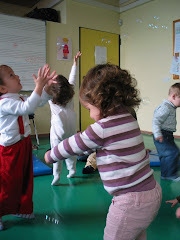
[173,19,180,79]
[0,14,46,90]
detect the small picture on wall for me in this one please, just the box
[57,37,72,61]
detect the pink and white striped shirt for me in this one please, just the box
[47,111,155,196]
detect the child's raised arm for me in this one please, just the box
[73,51,82,66]
[33,64,57,96]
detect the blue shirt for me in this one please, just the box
[152,99,177,138]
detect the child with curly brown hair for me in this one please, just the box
[45,63,162,240]
[49,51,81,186]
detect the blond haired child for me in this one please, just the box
[45,63,162,240]
[153,83,180,181]
[0,64,56,230]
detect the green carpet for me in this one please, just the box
[1,134,180,240]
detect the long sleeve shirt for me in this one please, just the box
[152,99,177,138]
[49,65,77,148]
[0,90,51,146]
[47,111,155,196]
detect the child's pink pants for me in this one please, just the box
[104,182,162,240]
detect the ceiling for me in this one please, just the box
[0,0,61,17]
[0,0,153,17]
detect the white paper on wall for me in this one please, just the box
[95,46,107,65]
[170,55,180,75]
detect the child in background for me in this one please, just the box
[82,152,97,174]
[45,63,162,240]
[166,196,180,218]
[49,51,81,186]
[0,64,57,230]
[152,83,180,181]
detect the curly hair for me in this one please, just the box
[79,63,141,118]
[51,75,75,107]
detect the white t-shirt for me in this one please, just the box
[0,90,51,146]
[49,65,77,148]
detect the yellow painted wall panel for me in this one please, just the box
[80,28,119,131]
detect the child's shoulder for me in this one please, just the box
[0,93,19,101]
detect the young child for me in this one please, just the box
[166,196,180,218]
[49,51,81,186]
[0,64,57,230]
[152,83,180,181]
[45,63,162,240]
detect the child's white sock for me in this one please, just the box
[14,213,35,219]
[51,176,60,186]
[67,170,76,178]
[0,218,4,231]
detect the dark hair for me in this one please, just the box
[0,65,11,96]
[51,75,75,107]
[80,63,141,118]
[169,82,180,96]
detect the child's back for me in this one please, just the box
[45,63,162,240]
[49,51,81,185]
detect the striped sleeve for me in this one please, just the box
[47,121,104,163]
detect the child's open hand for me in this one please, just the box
[166,199,178,207]
[73,51,82,66]
[155,136,163,142]
[33,64,57,96]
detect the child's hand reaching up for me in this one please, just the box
[33,64,57,96]
[73,51,82,66]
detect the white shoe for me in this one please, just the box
[51,176,60,186]
[173,177,180,182]
[67,170,76,178]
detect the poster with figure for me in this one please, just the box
[57,37,72,61]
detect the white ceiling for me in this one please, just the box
[0,0,153,17]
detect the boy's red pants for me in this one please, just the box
[0,136,33,217]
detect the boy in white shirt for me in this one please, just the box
[0,64,57,230]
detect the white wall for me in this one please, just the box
[120,0,180,135]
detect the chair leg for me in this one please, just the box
[32,119,39,147]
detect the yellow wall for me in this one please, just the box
[120,0,180,135]
[36,0,180,136]
[35,0,120,135]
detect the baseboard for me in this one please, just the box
[31,131,180,140]
[141,130,152,135]
[31,133,50,139]
[141,130,180,139]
